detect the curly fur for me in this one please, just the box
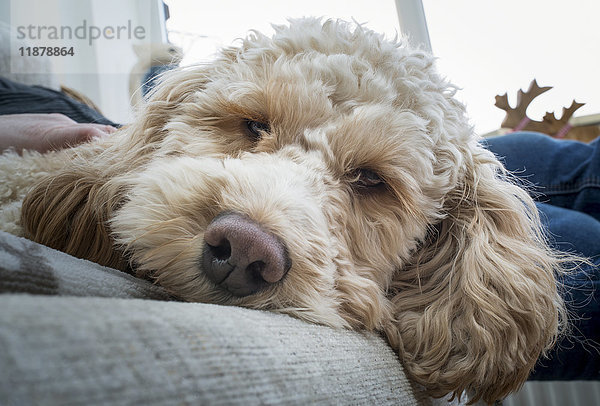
[0,18,572,404]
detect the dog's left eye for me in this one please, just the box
[245,119,270,140]
[351,168,385,190]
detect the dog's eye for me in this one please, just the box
[351,168,385,190]
[245,119,270,140]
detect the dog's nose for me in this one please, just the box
[202,212,291,297]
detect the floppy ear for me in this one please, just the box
[21,162,129,270]
[385,146,568,404]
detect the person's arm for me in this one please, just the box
[0,113,116,153]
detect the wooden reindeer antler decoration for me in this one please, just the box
[495,79,552,132]
[495,79,600,142]
[542,100,586,137]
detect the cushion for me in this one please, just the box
[0,231,456,405]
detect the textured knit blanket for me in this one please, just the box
[0,230,459,405]
[0,230,171,299]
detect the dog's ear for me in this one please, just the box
[386,146,568,404]
[21,164,128,270]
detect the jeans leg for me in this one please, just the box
[529,258,600,380]
[483,132,600,222]
[537,203,600,258]
[481,135,600,380]
[529,203,600,380]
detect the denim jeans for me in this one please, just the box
[484,132,600,380]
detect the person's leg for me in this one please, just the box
[483,132,600,222]
[538,202,600,258]
[529,203,600,380]
[486,133,600,379]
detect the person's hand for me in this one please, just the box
[0,113,116,153]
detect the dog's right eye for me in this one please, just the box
[350,168,386,192]
[245,119,270,140]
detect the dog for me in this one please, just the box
[0,18,571,404]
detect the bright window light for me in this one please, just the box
[164,0,399,65]
[423,0,600,134]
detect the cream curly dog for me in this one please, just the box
[0,18,570,404]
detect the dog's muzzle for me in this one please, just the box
[202,212,292,297]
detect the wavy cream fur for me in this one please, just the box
[0,18,571,404]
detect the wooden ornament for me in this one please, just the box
[495,79,600,142]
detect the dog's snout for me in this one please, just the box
[202,212,291,297]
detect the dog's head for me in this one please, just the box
[23,18,568,404]
[112,19,452,326]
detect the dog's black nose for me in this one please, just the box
[202,212,291,297]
